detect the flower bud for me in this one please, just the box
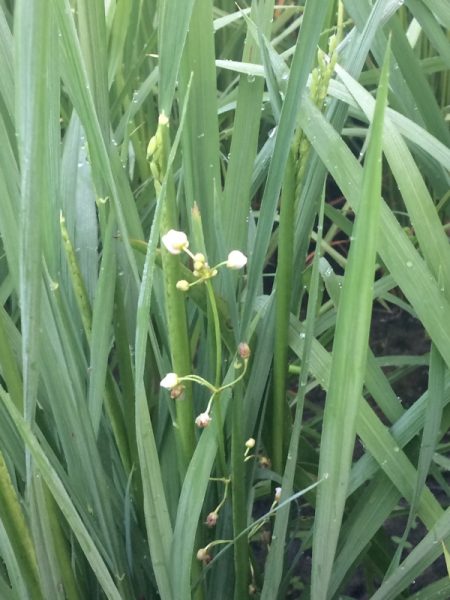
[274,487,282,503]
[238,342,251,359]
[259,456,271,469]
[245,438,256,449]
[160,373,179,389]
[205,512,218,527]
[196,548,211,563]
[195,412,212,428]
[176,280,190,292]
[226,250,247,269]
[170,384,185,399]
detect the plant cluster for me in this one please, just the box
[0,1,449,599]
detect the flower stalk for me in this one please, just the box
[148,115,195,475]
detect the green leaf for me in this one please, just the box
[311,41,390,600]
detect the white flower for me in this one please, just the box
[226,250,247,270]
[245,437,256,449]
[195,412,212,428]
[160,373,179,389]
[161,230,189,255]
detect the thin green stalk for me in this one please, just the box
[231,381,248,600]
[205,280,227,474]
[205,281,222,389]
[149,115,195,475]
[311,41,391,600]
[261,192,325,600]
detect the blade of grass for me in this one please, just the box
[0,451,43,599]
[29,475,81,600]
[311,42,390,600]
[158,0,195,114]
[0,5,14,120]
[335,62,450,295]
[15,0,55,429]
[371,506,450,600]
[241,0,334,337]
[298,98,450,370]
[222,0,275,252]
[88,213,117,434]
[52,0,142,282]
[77,0,110,144]
[178,0,222,257]
[385,342,446,577]
[0,387,122,600]
[261,194,325,599]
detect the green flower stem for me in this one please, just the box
[272,150,296,473]
[152,116,195,474]
[130,240,237,352]
[179,375,217,394]
[231,380,248,599]
[205,280,222,389]
[205,280,227,473]
[179,361,248,397]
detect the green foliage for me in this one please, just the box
[0,0,448,598]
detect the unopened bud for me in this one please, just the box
[205,512,218,527]
[238,342,251,359]
[176,280,190,292]
[195,412,212,428]
[170,384,185,399]
[259,456,271,469]
[196,547,211,563]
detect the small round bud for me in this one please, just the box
[160,373,179,389]
[176,280,190,292]
[170,384,185,399]
[195,412,212,428]
[196,548,211,563]
[193,252,205,263]
[238,342,251,359]
[205,512,218,527]
[245,438,256,449]
[259,456,271,469]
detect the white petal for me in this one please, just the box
[226,250,247,269]
[160,372,178,389]
[161,230,189,255]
